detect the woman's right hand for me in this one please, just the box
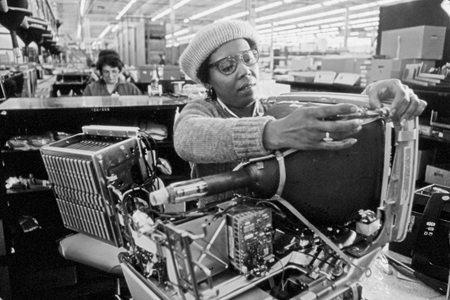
[263,103,364,151]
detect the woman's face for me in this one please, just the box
[101,64,120,85]
[208,38,259,108]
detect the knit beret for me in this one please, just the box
[180,20,259,84]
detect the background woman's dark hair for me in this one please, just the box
[96,54,124,72]
[196,38,258,100]
[98,49,120,60]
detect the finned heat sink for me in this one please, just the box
[40,126,148,247]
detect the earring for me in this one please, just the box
[207,87,213,98]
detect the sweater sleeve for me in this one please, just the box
[130,83,142,95]
[83,84,93,96]
[174,100,275,164]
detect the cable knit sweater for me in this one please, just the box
[174,97,275,205]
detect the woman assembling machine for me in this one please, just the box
[174,20,427,205]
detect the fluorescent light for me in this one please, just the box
[256,1,283,12]
[111,24,120,32]
[323,0,348,6]
[190,0,242,20]
[377,0,402,5]
[152,8,171,21]
[215,1,282,23]
[273,8,346,25]
[349,10,379,19]
[300,26,321,32]
[260,24,297,34]
[177,33,196,41]
[152,0,192,22]
[175,0,192,9]
[256,3,322,22]
[349,3,378,11]
[255,23,272,30]
[348,17,379,25]
[116,0,137,20]
[350,21,379,28]
[260,26,339,40]
[302,16,344,26]
[80,0,86,16]
[77,24,81,38]
[217,11,249,22]
[442,0,450,16]
[99,25,112,39]
[166,28,189,39]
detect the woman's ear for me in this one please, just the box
[204,83,212,90]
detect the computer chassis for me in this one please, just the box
[115,92,419,300]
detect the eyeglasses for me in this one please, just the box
[102,69,120,76]
[209,49,259,75]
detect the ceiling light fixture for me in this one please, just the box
[116,0,137,20]
[80,0,86,17]
[377,0,403,5]
[273,8,346,26]
[217,11,249,22]
[349,10,379,18]
[189,0,242,21]
[152,8,171,22]
[152,0,192,21]
[256,1,283,12]
[323,0,348,6]
[215,1,284,23]
[111,24,120,33]
[166,28,189,39]
[442,0,450,16]
[348,17,379,25]
[302,16,344,27]
[255,23,272,30]
[256,3,322,22]
[263,24,297,33]
[177,33,196,41]
[349,3,378,11]
[350,21,379,28]
[99,25,112,39]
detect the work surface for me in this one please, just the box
[0,95,187,110]
[361,248,446,300]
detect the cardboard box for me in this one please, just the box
[289,71,316,83]
[425,164,450,187]
[367,59,435,82]
[380,25,446,60]
[321,57,368,74]
[369,59,402,82]
[416,150,433,181]
[290,57,315,71]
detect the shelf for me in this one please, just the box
[419,134,450,144]
[1,149,42,154]
[276,80,365,93]
[6,186,52,194]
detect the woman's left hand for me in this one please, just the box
[363,79,427,123]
